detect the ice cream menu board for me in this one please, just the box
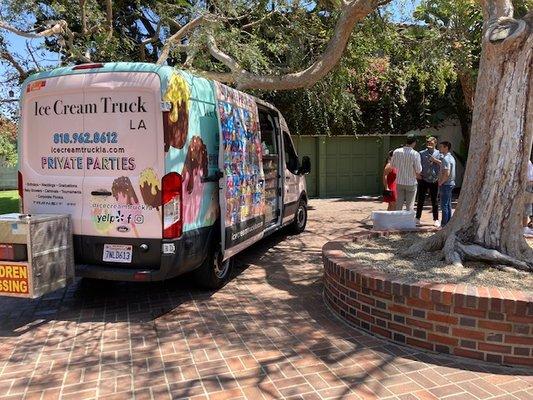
[214,82,266,248]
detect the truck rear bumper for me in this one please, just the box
[75,263,168,281]
[73,225,216,281]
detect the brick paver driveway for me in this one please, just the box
[1,199,531,400]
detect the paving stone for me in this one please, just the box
[0,199,530,400]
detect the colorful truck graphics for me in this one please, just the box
[19,62,308,285]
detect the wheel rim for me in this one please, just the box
[297,206,306,228]
[214,251,230,279]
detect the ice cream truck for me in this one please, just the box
[18,62,310,289]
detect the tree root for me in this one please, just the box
[402,229,446,257]
[405,231,532,273]
[444,234,463,267]
[455,242,532,272]
[442,233,532,272]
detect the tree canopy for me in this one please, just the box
[0,0,471,134]
[0,0,529,136]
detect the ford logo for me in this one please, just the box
[117,226,130,233]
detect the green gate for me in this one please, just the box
[292,135,411,198]
[322,137,382,197]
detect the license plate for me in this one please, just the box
[103,244,132,263]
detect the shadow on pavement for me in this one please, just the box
[0,199,530,399]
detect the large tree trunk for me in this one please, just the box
[408,9,533,270]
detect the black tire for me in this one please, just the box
[290,200,307,234]
[193,245,233,290]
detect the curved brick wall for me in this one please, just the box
[322,232,533,368]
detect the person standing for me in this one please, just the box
[383,150,397,211]
[391,135,422,211]
[416,137,441,227]
[437,141,456,227]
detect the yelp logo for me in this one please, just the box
[95,211,144,224]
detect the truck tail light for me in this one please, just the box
[72,63,104,70]
[18,171,23,212]
[162,172,182,239]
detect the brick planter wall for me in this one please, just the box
[322,232,533,368]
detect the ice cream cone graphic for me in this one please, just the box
[139,168,162,214]
[163,73,190,151]
[112,176,142,238]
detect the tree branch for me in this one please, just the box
[203,0,392,90]
[241,11,278,30]
[141,21,161,45]
[157,15,210,64]
[0,19,68,39]
[206,34,243,73]
[0,49,28,81]
[79,0,87,35]
[105,0,113,38]
[183,44,198,68]
[25,41,41,71]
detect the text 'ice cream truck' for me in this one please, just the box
[18,62,310,288]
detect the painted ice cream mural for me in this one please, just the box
[163,73,190,151]
[161,70,220,232]
[139,168,162,211]
[182,136,208,226]
[111,176,142,237]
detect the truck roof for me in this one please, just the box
[21,62,172,89]
[20,62,288,131]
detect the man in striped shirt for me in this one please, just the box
[391,135,422,211]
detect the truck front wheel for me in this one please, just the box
[193,245,233,289]
[291,200,307,234]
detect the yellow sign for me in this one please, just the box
[0,264,29,295]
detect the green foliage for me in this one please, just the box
[414,0,482,86]
[0,135,17,167]
[263,12,460,135]
[0,190,19,214]
[0,118,17,166]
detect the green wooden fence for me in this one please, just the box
[293,135,406,198]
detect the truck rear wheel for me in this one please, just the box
[290,200,307,234]
[193,245,233,289]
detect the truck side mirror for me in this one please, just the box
[300,156,311,175]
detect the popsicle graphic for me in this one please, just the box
[111,176,141,238]
[139,168,162,211]
[163,73,190,151]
